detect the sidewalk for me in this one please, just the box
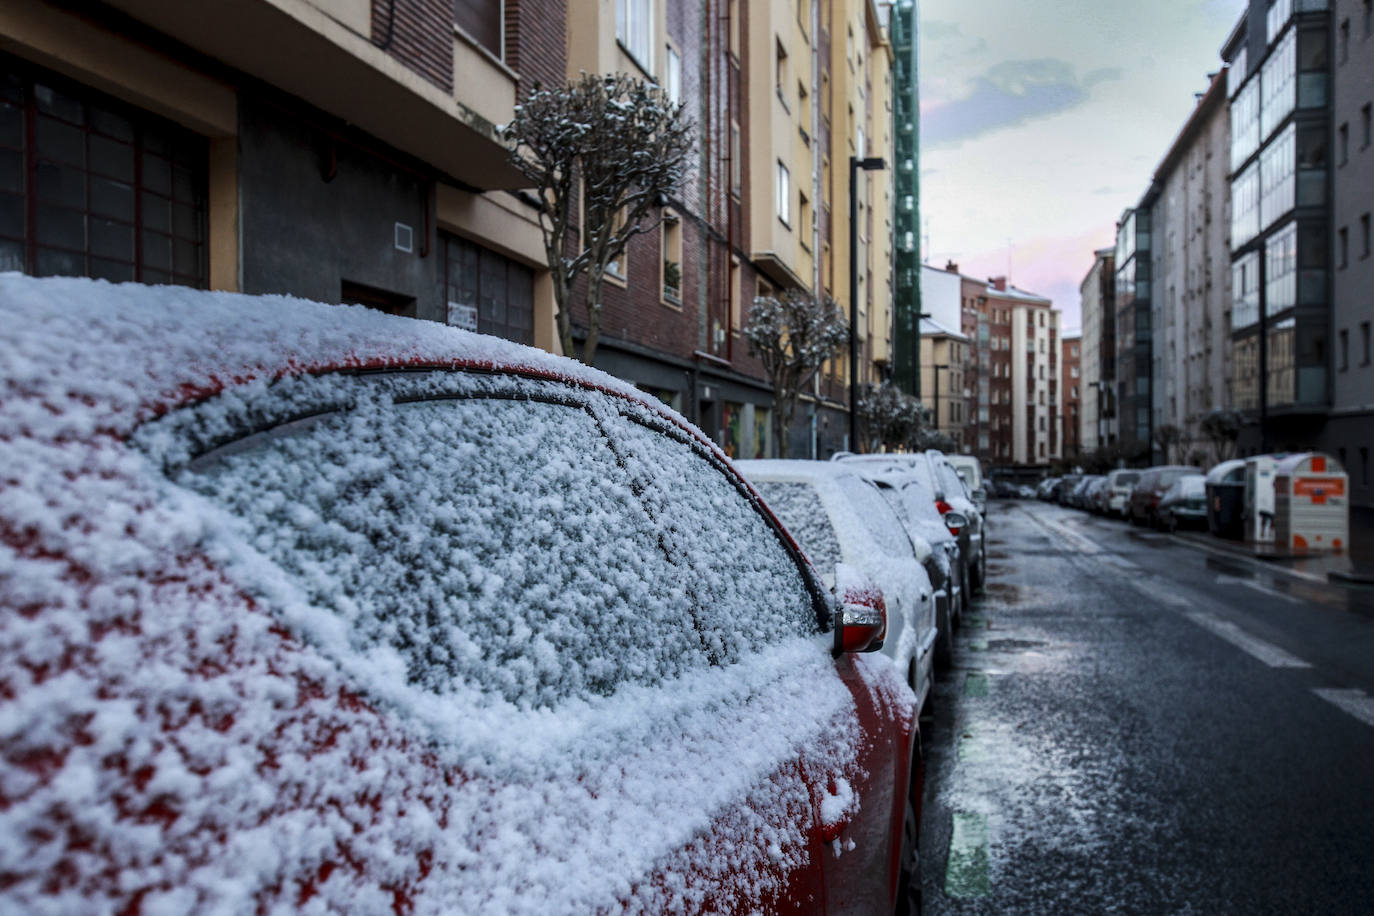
[1172,505,1374,587]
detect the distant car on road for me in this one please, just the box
[1158,473,1209,532]
[1129,465,1200,528]
[1102,468,1142,518]
[0,274,925,916]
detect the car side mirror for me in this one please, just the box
[944,511,968,535]
[832,565,886,655]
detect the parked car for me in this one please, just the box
[1055,474,1084,505]
[1102,468,1142,518]
[1037,477,1061,500]
[1085,476,1112,513]
[1129,465,1200,528]
[0,275,924,915]
[1016,484,1038,499]
[1067,475,1100,509]
[836,452,988,592]
[840,465,967,669]
[945,453,987,517]
[736,460,938,717]
[1158,473,1209,532]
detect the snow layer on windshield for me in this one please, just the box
[750,480,843,573]
[0,276,903,913]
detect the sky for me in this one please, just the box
[918,0,1248,331]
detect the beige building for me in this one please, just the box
[1009,293,1062,464]
[919,317,969,448]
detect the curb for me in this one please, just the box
[1328,569,1374,586]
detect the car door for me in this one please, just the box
[606,410,913,914]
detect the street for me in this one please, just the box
[920,500,1374,915]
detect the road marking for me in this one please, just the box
[945,811,991,898]
[1184,611,1312,668]
[968,639,988,652]
[963,614,987,629]
[1100,554,1140,572]
[1313,689,1374,729]
[964,672,990,697]
[957,726,987,763]
[1214,574,1303,605]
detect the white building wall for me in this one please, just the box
[919,265,962,333]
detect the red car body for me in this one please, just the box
[0,276,920,914]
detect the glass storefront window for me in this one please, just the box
[1232,80,1261,172]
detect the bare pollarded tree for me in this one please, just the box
[503,73,693,365]
[744,290,849,458]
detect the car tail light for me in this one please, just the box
[936,499,953,516]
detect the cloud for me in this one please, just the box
[922,19,963,41]
[921,59,1123,148]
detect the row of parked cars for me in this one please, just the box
[1035,466,1208,531]
[0,275,991,914]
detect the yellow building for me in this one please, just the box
[919,318,970,448]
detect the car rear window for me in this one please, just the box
[751,480,843,574]
[1113,472,1140,486]
[179,395,729,709]
[834,474,913,559]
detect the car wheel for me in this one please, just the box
[895,779,924,916]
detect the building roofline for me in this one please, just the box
[1150,71,1227,185]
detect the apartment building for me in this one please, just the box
[1062,332,1082,459]
[888,0,921,396]
[1,0,563,342]
[1009,287,1061,464]
[1147,70,1232,464]
[1326,0,1374,508]
[956,271,1011,465]
[1221,0,1332,453]
[1079,247,1116,452]
[918,317,967,448]
[1115,206,1153,459]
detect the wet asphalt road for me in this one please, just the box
[918,499,1374,915]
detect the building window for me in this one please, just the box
[729,256,740,330]
[665,44,682,105]
[661,210,682,303]
[776,40,788,100]
[1339,329,1349,371]
[1366,0,1373,37]
[1340,226,1349,268]
[730,121,742,196]
[776,161,790,226]
[443,232,534,345]
[1362,321,1372,365]
[0,61,209,287]
[1363,214,1372,258]
[455,1,503,58]
[798,191,811,249]
[1341,19,1351,63]
[1364,104,1373,148]
[1071,366,1080,378]
[1340,123,1349,165]
[617,0,653,72]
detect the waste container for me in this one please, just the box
[1206,458,1246,540]
[1274,453,1349,554]
[1243,455,1281,544]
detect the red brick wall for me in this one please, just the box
[507,0,566,98]
[371,0,453,92]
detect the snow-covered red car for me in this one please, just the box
[0,275,922,915]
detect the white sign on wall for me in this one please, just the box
[447,301,478,331]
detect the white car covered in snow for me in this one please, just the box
[736,460,938,719]
[0,275,925,914]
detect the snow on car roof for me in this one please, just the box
[0,275,900,913]
[0,272,654,433]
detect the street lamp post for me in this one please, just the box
[849,155,885,452]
